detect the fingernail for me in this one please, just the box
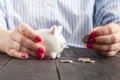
[90,32,97,38]
[37,53,44,59]
[35,35,42,42]
[86,43,93,48]
[89,38,96,43]
[21,53,28,59]
[38,47,45,53]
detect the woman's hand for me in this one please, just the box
[86,23,120,56]
[5,24,45,59]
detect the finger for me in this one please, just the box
[19,46,30,53]
[36,52,44,59]
[21,37,45,53]
[7,49,28,59]
[90,23,120,37]
[86,43,120,51]
[90,31,120,44]
[20,46,37,57]
[12,29,45,55]
[97,50,117,57]
[16,23,43,42]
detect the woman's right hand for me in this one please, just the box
[5,24,45,59]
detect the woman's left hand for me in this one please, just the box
[86,23,120,56]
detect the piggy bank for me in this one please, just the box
[36,25,66,59]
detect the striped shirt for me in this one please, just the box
[0,0,120,48]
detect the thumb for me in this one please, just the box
[90,23,120,37]
[7,49,28,59]
[89,26,101,37]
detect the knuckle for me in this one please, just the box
[98,38,104,43]
[16,23,29,33]
[107,51,116,57]
[111,35,117,43]
[102,46,108,51]
[12,33,24,42]
[15,43,20,50]
[21,24,28,29]
[20,46,29,53]
[29,51,36,57]
[109,23,116,26]
[21,36,26,43]
[107,45,113,50]
[108,23,116,28]
[20,25,26,31]
[16,24,21,30]
[31,43,37,51]
[19,23,29,28]
[7,49,15,57]
[107,23,117,33]
[12,34,16,40]
[11,42,20,50]
[108,44,116,51]
[108,25,113,34]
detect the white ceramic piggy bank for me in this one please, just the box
[36,25,66,59]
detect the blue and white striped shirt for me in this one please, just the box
[0,0,120,48]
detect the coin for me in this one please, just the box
[77,57,95,64]
[61,60,73,63]
[82,34,90,43]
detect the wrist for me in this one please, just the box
[0,29,12,53]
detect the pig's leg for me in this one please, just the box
[50,52,57,59]
[56,53,61,58]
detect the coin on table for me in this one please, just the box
[77,57,95,64]
[82,34,90,43]
[77,57,91,62]
[61,60,73,63]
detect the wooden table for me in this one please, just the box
[0,48,120,80]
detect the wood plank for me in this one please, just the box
[1,48,120,80]
[0,58,59,80]
[56,48,120,80]
[0,53,11,70]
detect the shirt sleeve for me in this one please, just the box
[94,0,120,26]
[0,0,7,29]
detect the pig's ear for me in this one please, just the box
[57,25,63,34]
[49,25,57,34]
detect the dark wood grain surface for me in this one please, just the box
[0,48,120,80]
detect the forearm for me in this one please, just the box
[0,28,12,53]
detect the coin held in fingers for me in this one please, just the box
[82,34,90,43]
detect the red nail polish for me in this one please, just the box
[21,53,28,59]
[89,38,96,43]
[37,53,44,59]
[35,35,42,42]
[90,32,97,38]
[38,47,45,53]
[86,43,93,48]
